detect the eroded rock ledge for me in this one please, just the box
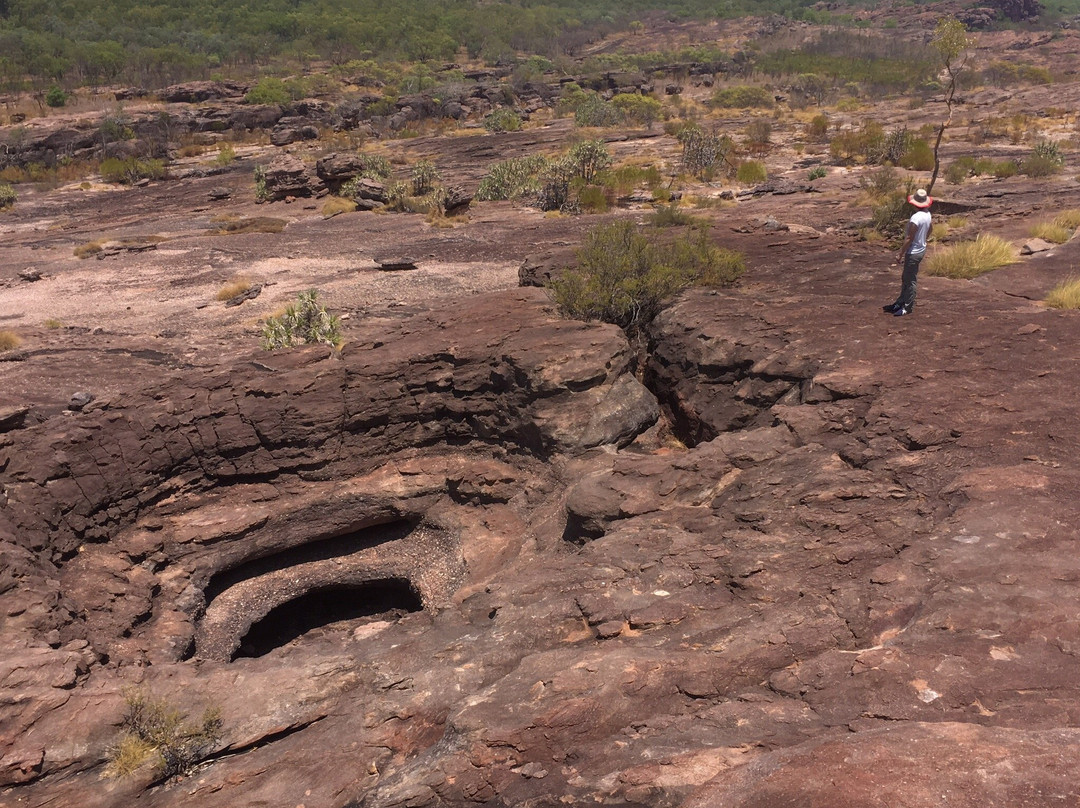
[4,280,1080,808]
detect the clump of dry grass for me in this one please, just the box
[1052,208,1080,231]
[1029,221,1072,244]
[925,234,1016,279]
[44,318,63,329]
[215,276,253,301]
[1045,276,1080,309]
[0,330,21,351]
[321,196,356,218]
[74,240,105,258]
[208,217,286,235]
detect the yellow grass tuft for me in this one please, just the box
[1029,221,1072,244]
[215,276,253,301]
[925,234,1016,279]
[0,330,21,351]
[104,734,156,779]
[321,196,357,218]
[44,318,63,329]
[73,240,105,258]
[1052,209,1080,231]
[208,217,286,235]
[1045,276,1080,309]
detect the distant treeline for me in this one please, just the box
[1,0,1077,93]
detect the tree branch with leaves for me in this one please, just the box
[928,17,973,194]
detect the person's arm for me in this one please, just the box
[898,219,915,261]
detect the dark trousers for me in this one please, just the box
[898,250,925,308]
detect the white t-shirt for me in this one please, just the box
[908,210,932,255]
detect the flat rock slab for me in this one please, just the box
[376,257,419,270]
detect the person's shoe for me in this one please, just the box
[882,302,900,313]
[893,305,912,316]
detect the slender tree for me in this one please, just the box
[927,17,973,194]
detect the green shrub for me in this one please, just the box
[1022,141,1065,177]
[476,155,548,201]
[899,138,934,171]
[610,93,662,126]
[744,119,772,154]
[245,77,291,106]
[830,120,885,163]
[106,690,222,780]
[100,157,166,184]
[805,112,830,142]
[992,160,1019,178]
[807,166,827,181]
[735,160,768,184]
[213,144,236,166]
[870,192,910,241]
[0,182,15,209]
[711,85,774,109]
[676,124,735,180]
[566,140,612,184]
[45,85,67,107]
[577,184,609,213]
[261,290,342,350]
[411,160,441,195]
[254,165,268,202]
[574,94,622,127]
[548,220,744,333]
[483,108,522,132]
[649,202,702,227]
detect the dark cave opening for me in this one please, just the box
[232,579,423,660]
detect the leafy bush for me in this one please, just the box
[807,166,827,181]
[711,85,774,109]
[1022,141,1065,177]
[870,193,910,241]
[411,160,441,195]
[483,108,522,132]
[100,157,166,184]
[1045,277,1080,309]
[106,690,222,780]
[574,94,622,127]
[245,77,291,106]
[649,202,702,227]
[576,184,609,213]
[45,85,67,107]
[213,144,236,166]
[476,155,548,201]
[566,140,611,184]
[548,220,744,333]
[0,183,15,209]
[992,160,1019,178]
[744,119,772,154]
[829,120,884,163]
[254,165,268,202]
[610,93,662,127]
[676,124,735,180]
[804,112,830,142]
[899,139,934,171]
[261,290,342,350]
[735,160,768,184]
[925,234,1016,279]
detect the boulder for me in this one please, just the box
[518,246,577,287]
[260,154,324,201]
[159,81,247,103]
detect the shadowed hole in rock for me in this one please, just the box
[204,518,419,604]
[232,579,422,660]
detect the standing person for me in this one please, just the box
[883,188,933,316]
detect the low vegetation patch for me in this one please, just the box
[548,220,744,334]
[483,108,522,132]
[735,160,768,184]
[261,289,342,350]
[1045,277,1080,310]
[209,217,287,235]
[925,234,1016,279]
[0,330,21,351]
[711,85,774,109]
[1029,221,1072,244]
[73,240,106,258]
[100,157,167,185]
[649,202,703,228]
[105,690,222,781]
[322,196,357,218]
[1053,209,1080,230]
[215,276,253,301]
[0,182,16,209]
